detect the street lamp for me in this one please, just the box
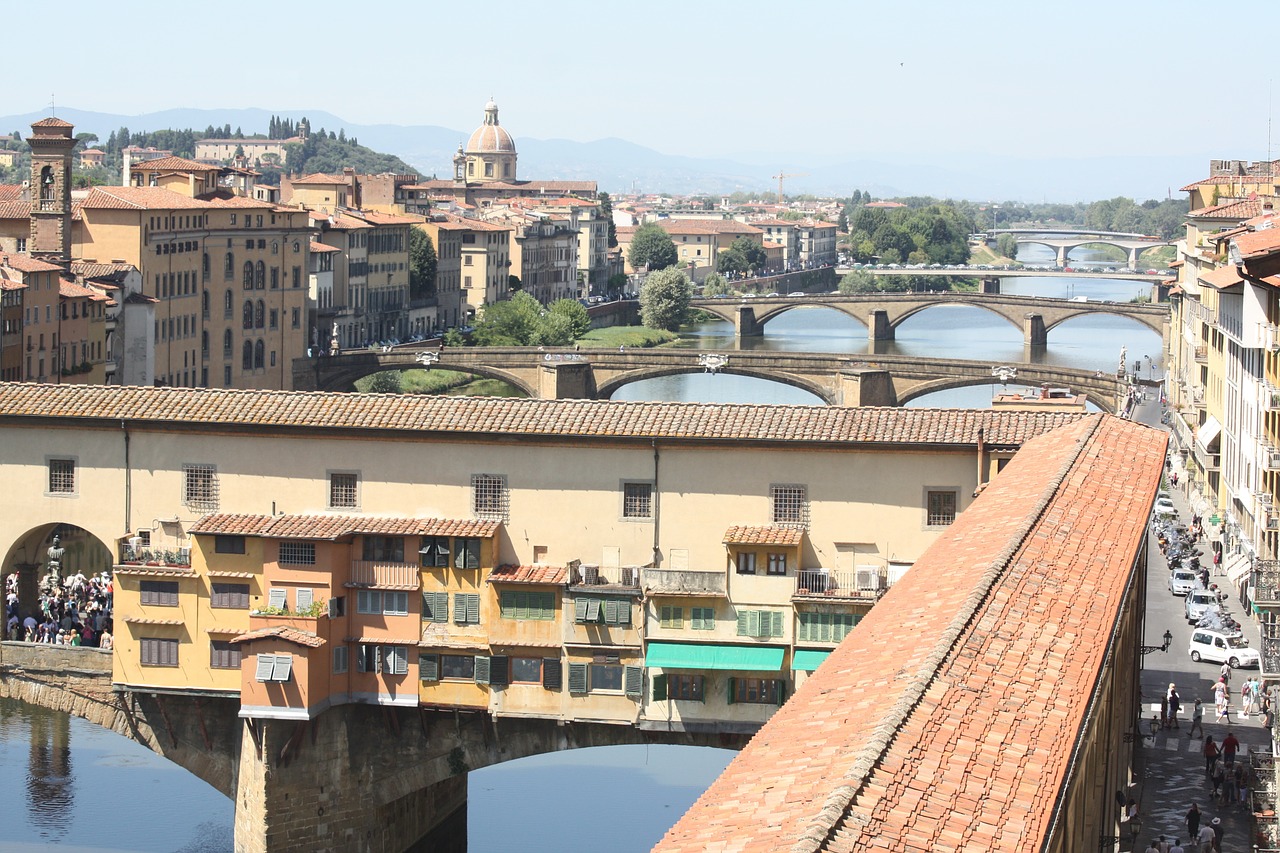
[1139,629,1173,655]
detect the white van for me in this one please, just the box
[1189,629,1260,668]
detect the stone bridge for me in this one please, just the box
[294,347,1129,411]
[688,291,1169,342]
[1012,236,1172,268]
[0,642,741,853]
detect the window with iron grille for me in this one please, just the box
[471,473,508,521]
[140,581,179,606]
[622,482,653,519]
[211,582,250,609]
[210,639,242,669]
[140,637,179,667]
[770,484,808,529]
[47,458,75,494]
[926,490,958,527]
[182,464,218,511]
[329,472,358,509]
[279,541,316,566]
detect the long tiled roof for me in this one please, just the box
[80,186,212,211]
[487,564,567,585]
[0,384,1088,447]
[230,625,325,648]
[722,526,804,546]
[654,414,1167,852]
[128,155,221,173]
[1188,198,1264,219]
[0,253,64,273]
[1234,225,1280,260]
[190,513,498,540]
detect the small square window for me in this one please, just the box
[329,472,358,509]
[770,485,808,528]
[182,464,218,511]
[214,535,245,554]
[622,482,653,520]
[48,458,75,494]
[926,490,958,527]
[472,474,508,521]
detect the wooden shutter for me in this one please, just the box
[466,594,480,624]
[652,673,668,701]
[268,588,287,610]
[424,591,448,623]
[769,611,784,638]
[603,599,618,624]
[256,653,276,682]
[542,658,562,690]
[736,610,750,636]
[727,676,737,704]
[617,600,631,626]
[164,640,178,666]
[489,655,509,686]
[328,597,339,619]
[585,598,601,622]
[387,646,407,676]
[624,665,643,698]
[474,655,491,685]
[568,662,588,694]
[776,679,789,706]
[574,597,589,623]
[419,653,439,681]
[272,654,293,682]
[296,588,314,612]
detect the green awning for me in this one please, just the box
[792,649,832,671]
[645,642,785,672]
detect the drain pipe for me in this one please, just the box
[651,438,661,567]
[121,420,132,536]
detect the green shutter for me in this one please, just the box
[747,610,762,637]
[776,679,789,706]
[422,591,447,623]
[452,593,467,624]
[489,655,509,686]
[693,675,706,703]
[419,653,439,681]
[575,597,589,623]
[585,598,601,622]
[770,611,783,638]
[568,662,588,694]
[736,610,749,636]
[540,592,556,619]
[603,599,620,625]
[624,665,643,698]
[500,590,513,618]
[727,676,737,705]
[652,673,668,701]
[797,612,810,642]
[474,655,491,685]
[467,593,480,625]
[543,658,562,690]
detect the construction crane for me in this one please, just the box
[771,170,808,204]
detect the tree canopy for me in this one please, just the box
[471,292,589,347]
[628,223,677,271]
[639,267,693,331]
[716,236,768,276]
[409,227,438,300]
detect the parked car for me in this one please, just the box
[1189,628,1259,668]
[1184,589,1218,623]
[1154,497,1176,516]
[1169,569,1197,596]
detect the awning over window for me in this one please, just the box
[1225,552,1253,585]
[1197,415,1222,452]
[791,649,832,671]
[644,642,785,671]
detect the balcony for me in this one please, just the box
[794,569,884,601]
[36,199,61,212]
[1267,386,1280,412]
[1263,621,1280,678]
[118,545,190,568]
[569,564,640,588]
[349,560,418,588]
[643,568,725,597]
[1194,345,1208,363]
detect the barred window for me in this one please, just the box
[48,458,75,494]
[770,484,808,528]
[329,472,358,509]
[622,482,653,519]
[472,474,508,521]
[210,640,242,669]
[926,490,958,527]
[182,464,218,511]
[211,582,250,609]
[279,541,316,565]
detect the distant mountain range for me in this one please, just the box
[0,106,1203,203]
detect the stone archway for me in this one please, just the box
[2,523,114,627]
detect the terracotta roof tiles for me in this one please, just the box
[488,564,568,585]
[1188,198,1264,219]
[81,186,212,211]
[722,526,804,546]
[0,253,64,273]
[128,155,221,173]
[230,625,325,648]
[189,512,498,540]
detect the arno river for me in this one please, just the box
[0,249,1166,851]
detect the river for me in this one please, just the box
[1,248,1167,851]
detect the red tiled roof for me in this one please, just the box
[59,280,98,298]
[0,253,63,273]
[293,173,350,185]
[230,625,325,648]
[0,384,1088,448]
[31,117,73,128]
[81,186,212,211]
[1200,264,1243,290]
[487,564,567,585]
[657,219,762,236]
[0,200,28,221]
[1188,198,1264,219]
[655,415,1167,852]
[188,514,275,536]
[0,184,23,201]
[1234,225,1280,260]
[128,155,221,173]
[722,526,804,546]
[309,241,341,253]
[190,513,499,540]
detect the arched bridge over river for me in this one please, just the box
[295,347,1129,411]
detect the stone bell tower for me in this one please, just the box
[27,117,76,263]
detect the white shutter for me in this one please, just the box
[388,646,407,675]
[268,588,287,610]
[272,654,293,682]
[297,588,314,611]
[255,653,276,682]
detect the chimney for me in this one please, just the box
[122,148,132,187]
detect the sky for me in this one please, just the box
[9,0,1278,169]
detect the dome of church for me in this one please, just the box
[466,101,516,154]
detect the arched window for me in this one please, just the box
[255,261,265,289]
[242,300,253,330]
[255,300,264,329]
[224,252,234,279]
[224,289,233,318]
[201,289,209,316]
[253,340,265,369]
[201,330,208,356]
[243,261,253,290]
[202,252,210,279]
[242,340,253,370]
[39,166,55,200]
[271,241,279,255]
[223,329,232,358]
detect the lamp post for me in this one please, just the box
[1139,629,1173,656]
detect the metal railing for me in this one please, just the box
[794,569,882,599]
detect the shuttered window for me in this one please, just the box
[736,609,784,638]
[267,588,287,610]
[383,645,408,676]
[660,605,684,629]
[574,596,631,625]
[499,590,555,621]
[454,537,481,569]
[419,653,439,681]
[542,658,562,690]
[797,611,859,643]
[568,662,588,694]
[728,677,787,705]
[511,657,542,683]
[334,646,348,674]
[474,655,491,685]
[654,674,704,702]
[691,607,715,630]
[254,653,293,682]
[140,637,178,667]
[624,665,643,697]
[453,593,480,625]
[440,654,475,680]
[296,588,314,612]
[489,655,509,687]
[210,640,241,669]
[422,591,449,623]
[140,581,179,607]
[211,582,250,609]
[419,536,450,568]
[358,590,409,615]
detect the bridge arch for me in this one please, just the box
[898,377,1114,413]
[887,301,1025,336]
[597,366,833,404]
[747,302,866,329]
[3,523,114,587]
[1041,309,1165,336]
[312,359,537,398]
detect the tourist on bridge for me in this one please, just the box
[1195,821,1215,853]
[1167,684,1181,729]
[1184,803,1201,842]
[1203,736,1220,773]
[1189,698,1204,738]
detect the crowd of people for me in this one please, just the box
[4,570,113,650]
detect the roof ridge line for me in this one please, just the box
[790,414,1104,853]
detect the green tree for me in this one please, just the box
[362,371,403,394]
[716,245,749,276]
[546,298,591,341]
[639,267,692,331]
[996,234,1018,259]
[701,272,731,297]
[730,236,766,271]
[409,227,437,299]
[597,191,618,248]
[472,291,545,346]
[628,223,677,271]
[606,272,628,298]
[838,270,879,294]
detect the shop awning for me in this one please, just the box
[1197,415,1222,452]
[792,649,832,671]
[644,642,785,671]
[1225,552,1253,584]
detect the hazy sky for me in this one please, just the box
[13,0,1277,166]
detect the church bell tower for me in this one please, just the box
[27,117,76,263]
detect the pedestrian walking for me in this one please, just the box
[1214,694,1230,724]
[1162,693,1170,729]
[1169,839,1185,853]
[1211,816,1223,852]
[1203,735,1220,773]
[1219,662,1231,687]
[1189,698,1204,738]
[1223,759,1238,805]
[1184,802,1201,840]
[1210,761,1225,802]
[1167,684,1182,729]
[1195,823,1214,853]
[1144,839,1161,853]
[1234,761,1249,808]
[1221,731,1239,766]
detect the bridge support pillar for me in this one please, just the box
[866,309,894,341]
[1056,246,1069,267]
[837,368,897,407]
[539,361,596,400]
[980,277,1000,294]
[1023,313,1047,347]
[1128,247,1141,270]
[735,306,762,337]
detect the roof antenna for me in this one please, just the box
[49,93,56,118]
